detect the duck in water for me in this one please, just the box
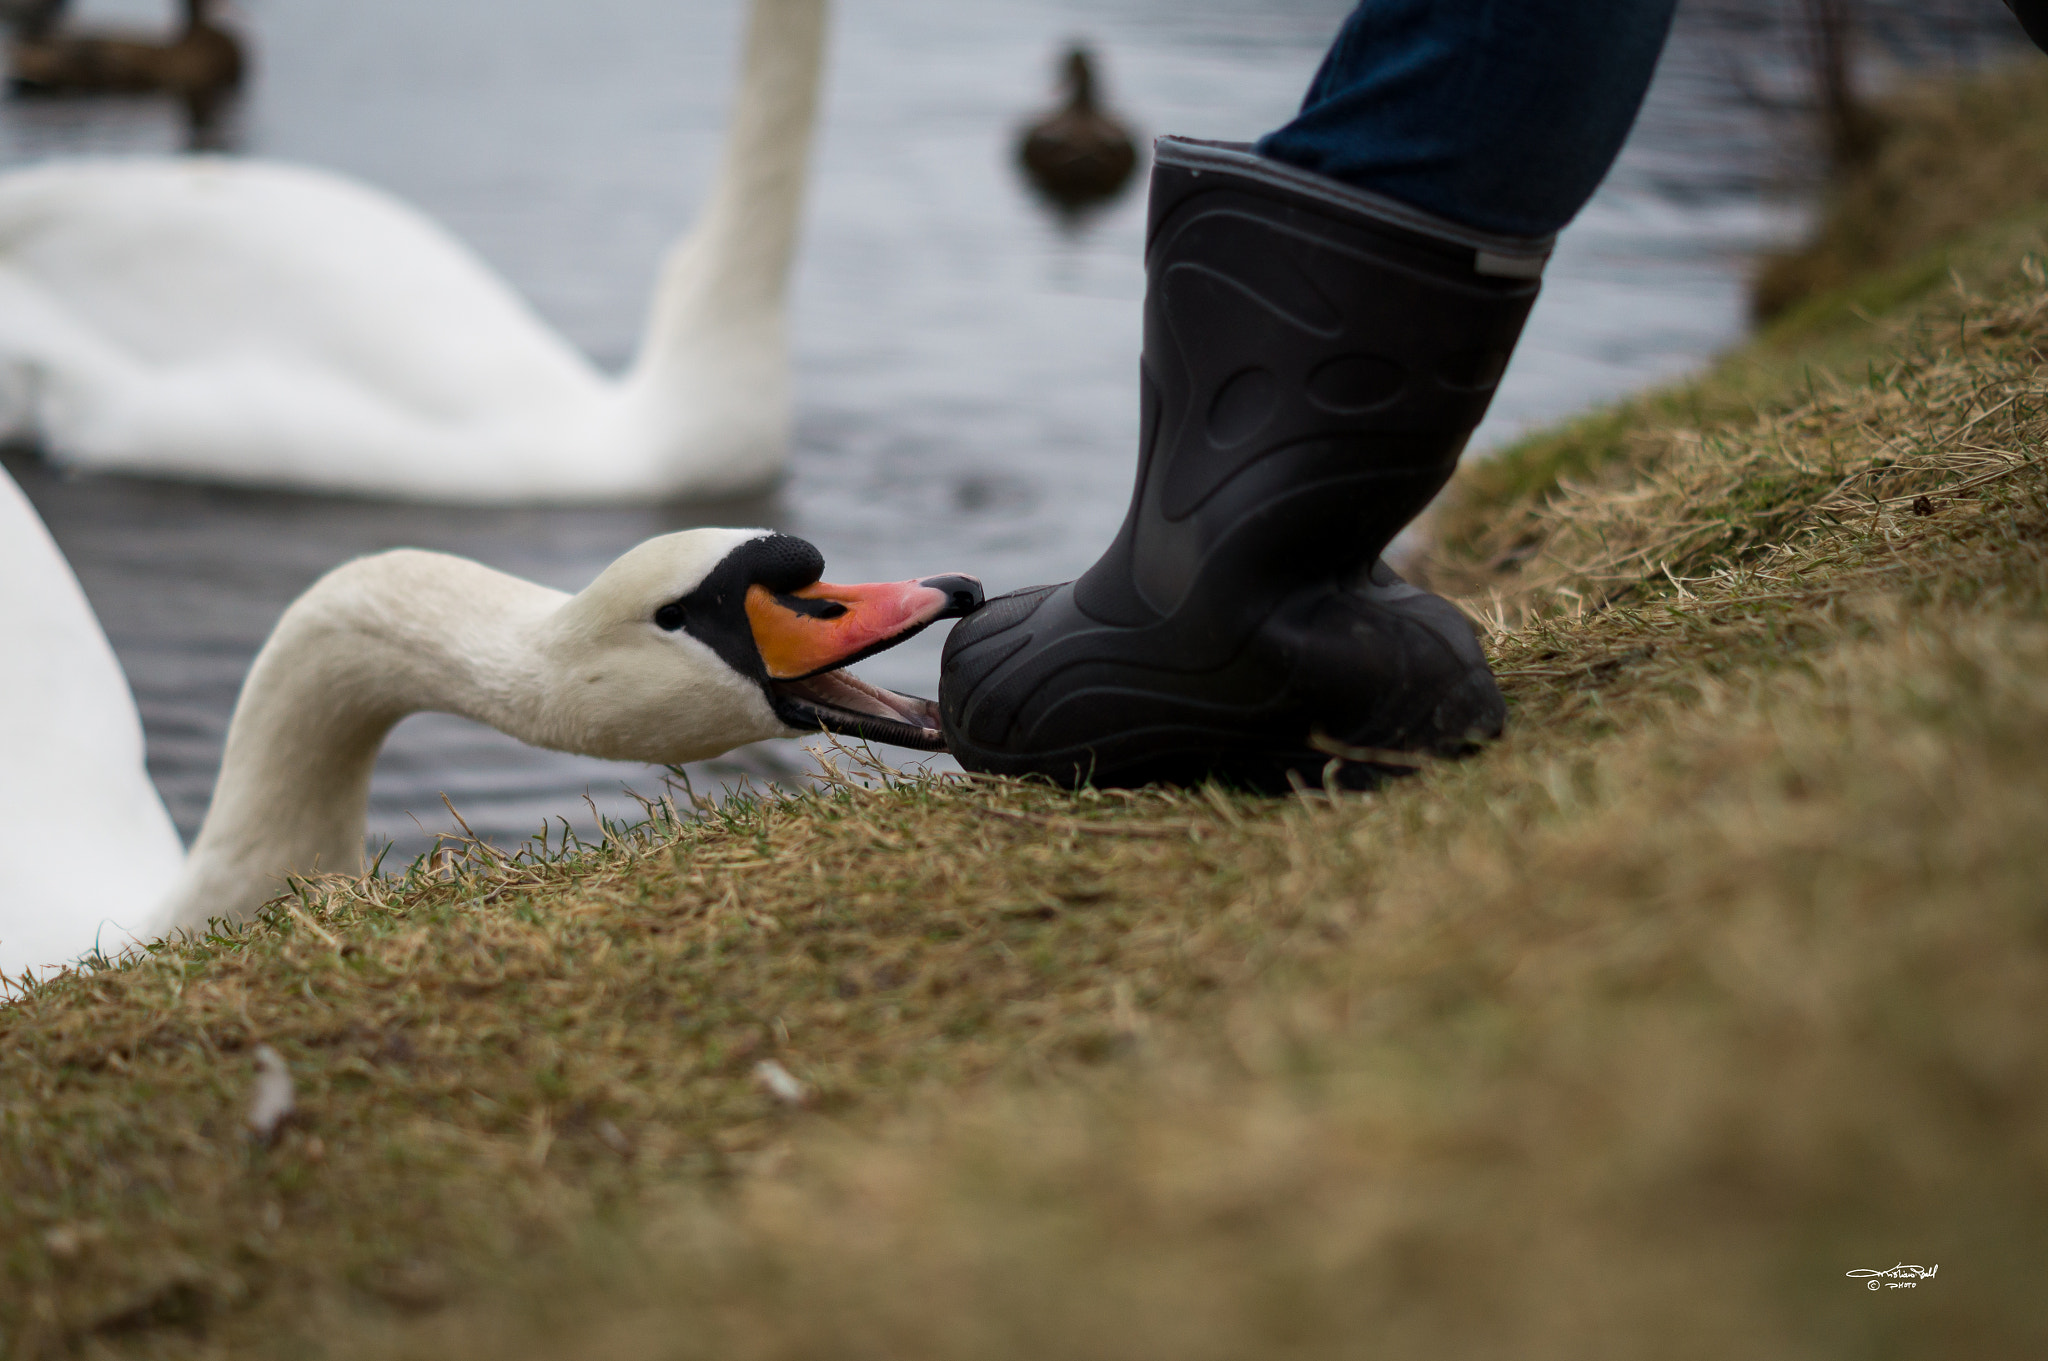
[9,0,244,139]
[1018,43,1138,210]
[0,0,65,42]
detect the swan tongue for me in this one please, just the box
[769,669,947,751]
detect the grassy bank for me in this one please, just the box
[9,73,2048,1360]
[1752,56,2048,324]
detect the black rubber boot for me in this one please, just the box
[940,137,1551,792]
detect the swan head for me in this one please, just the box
[547,528,982,763]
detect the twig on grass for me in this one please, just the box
[753,1059,808,1107]
[246,1045,295,1145]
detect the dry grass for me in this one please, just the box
[1439,261,2048,628]
[10,107,2048,1361]
[3,766,1299,1353]
[365,606,2048,1361]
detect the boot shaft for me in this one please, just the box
[1077,138,1549,630]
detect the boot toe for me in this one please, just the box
[937,572,1504,790]
[939,583,1063,754]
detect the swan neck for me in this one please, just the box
[158,553,567,935]
[628,0,826,382]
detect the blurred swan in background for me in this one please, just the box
[0,0,825,503]
[1,463,980,980]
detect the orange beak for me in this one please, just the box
[745,574,983,682]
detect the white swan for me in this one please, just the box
[0,0,825,503]
[1,467,981,979]
[1,467,184,977]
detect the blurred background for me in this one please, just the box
[4,0,2032,859]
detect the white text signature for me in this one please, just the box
[1846,1264,1938,1291]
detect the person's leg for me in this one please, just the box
[1258,0,1678,237]
[939,1,1679,792]
[2003,0,2048,57]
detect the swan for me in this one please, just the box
[1017,43,1138,209]
[1,467,982,980]
[9,0,244,104]
[1,465,185,979]
[0,0,824,503]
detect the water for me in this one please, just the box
[5,0,2030,857]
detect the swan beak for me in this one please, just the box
[745,574,984,683]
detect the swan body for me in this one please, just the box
[0,0,825,503]
[0,479,980,979]
[0,468,184,976]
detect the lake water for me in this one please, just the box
[7,0,2030,857]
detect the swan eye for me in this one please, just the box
[654,602,687,631]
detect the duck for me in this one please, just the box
[0,0,67,43]
[8,0,243,105]
[0,0,825,504]
[0,465,983,980]
[1017,43,1138,210]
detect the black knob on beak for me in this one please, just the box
[919,574,985,619]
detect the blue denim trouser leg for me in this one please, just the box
[1255,0,1680,238]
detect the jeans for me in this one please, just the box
[1256,0,1681,238]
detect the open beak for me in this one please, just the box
[745,573,983,750]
